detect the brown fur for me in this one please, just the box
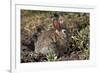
[35,29,68,56]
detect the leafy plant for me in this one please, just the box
[46,53,61,61]
[71,25,89,60]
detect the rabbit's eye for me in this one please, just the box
[62,29,66,34]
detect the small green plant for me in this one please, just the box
[46,53,61,61]
[46,53,58,61]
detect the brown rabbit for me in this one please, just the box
[35,28,68,56]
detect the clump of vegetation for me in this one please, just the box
[46,53,61,61]
[71,25,89,60]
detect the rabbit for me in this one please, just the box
[34,28,68,56]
